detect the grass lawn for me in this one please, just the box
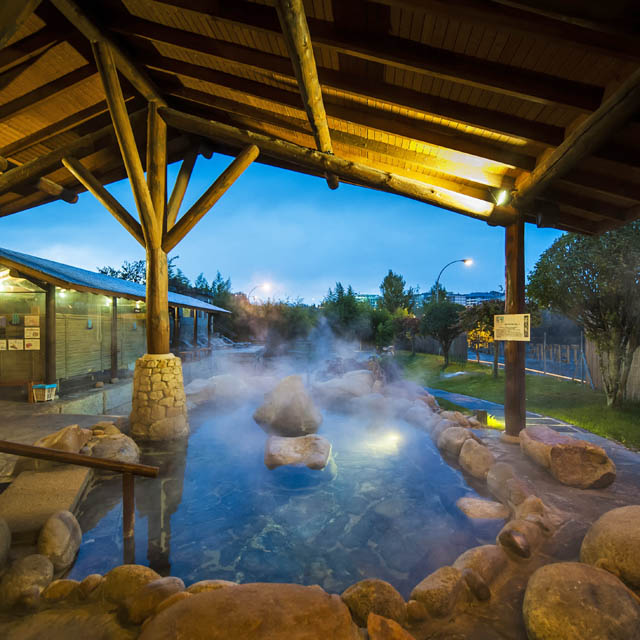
[396,351,640,450]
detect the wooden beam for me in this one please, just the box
[166,150,198,228]
[0,109,146,196]
[61,156,145,246]
[514,66,640,208]
[158,0,603,110]
[111,296,118,379]
[45,282,56,385]
[92,41,159,246]
[159,107,517,226]
[0,65,95,124]
[35,176,77,204]
[163,144,260,252]
[0,0,42,49]
[145,247,169,354]
[147,60,536,170]
[372,0,640,61]
[0,28,57,74]
[119,18,563,146]
[49,0,165,106]
[146,101,167,230]
[274,0,338,190]
[504,215,525,436]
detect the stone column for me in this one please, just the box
[130,353,188,440]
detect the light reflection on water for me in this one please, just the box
[69,402,504,597]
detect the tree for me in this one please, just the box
[98,259,146,284]
[194,273,210,294]
[528,223,640,406]
[379,270,416,313]
[460,299,504,378]
[322,282,371,339]
[371,307,395,350]
[421,300,464,367]
[395,313,421,354]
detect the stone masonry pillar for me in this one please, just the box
[130,353,189,440]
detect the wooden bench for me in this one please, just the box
[0,380,35,403]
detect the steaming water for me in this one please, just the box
[69,399,505,598]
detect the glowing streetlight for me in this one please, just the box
[248,282,271,301]
[434,259,473,302]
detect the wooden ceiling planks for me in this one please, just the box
[0,0,638,234]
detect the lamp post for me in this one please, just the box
[434,259,472,302]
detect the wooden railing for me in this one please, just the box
[0,440,159,560]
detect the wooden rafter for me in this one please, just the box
[61,156,145,246]
[0,28,57,74]
[49,0,165,106]
[0,0,42,49]
[146,60,536,170]
[513,66,640,208]
[35,176,77,204]
[157,0,603,111]
[116,18,563,147]
[166,150,198,228]
[163,144,260,252]
[92,41,159,246]
[274,0,338,190]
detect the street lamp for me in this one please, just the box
[247,282,271,301]
[434,259,472,302]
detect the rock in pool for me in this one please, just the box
[264,434,331,470]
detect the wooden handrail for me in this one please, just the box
[0,440,159,477]
[0,439,159,562]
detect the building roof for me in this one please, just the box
[0,247,230,313]
[0,1,639,236]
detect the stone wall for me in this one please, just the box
[130,354,188,440]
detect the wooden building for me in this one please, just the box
[0,246,228,397]
[0,1,639,434]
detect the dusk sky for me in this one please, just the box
[1,154,562,303]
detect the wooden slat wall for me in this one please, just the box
[585,339,640,402]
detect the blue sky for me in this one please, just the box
[0,154,562,303]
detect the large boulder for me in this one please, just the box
[139,583,361,640]
[15,425,92,473]
[410,566,464,618]
[82,433,140,464]
[37,510,82,572]
[314,370,374,406]
[103,565,161,605]
[436,427,474,457]
[341,578,406,627]
[123,576,185,624]
[523,562,640,640]
[520,426,616,489]
[367,613,415,640]
[0,554,54,609]
[184,374,250,407]
[264,435,331,470]
[254,376,322,437]
[580,505,640,590]
[453,545,508,586]
[458,439,495,480]
[456,497,510,520]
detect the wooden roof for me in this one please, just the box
[1,0,640,234]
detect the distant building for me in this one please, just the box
[414,290,504,308]
[355,293,379,308]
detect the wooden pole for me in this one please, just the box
[162,144,260,252]
[275,0,338,190]
[45,283,56,385]
[111,297,118,380]
[146,102,167,232]
[61,156,145,246]
[145,247,170,354]
[193,309,198,347]
[159,107,517,227]
[92,41,160,247]
[207,312,212,347]
[166,150,198,229]
[35,177,77,204]
[513,65,640,208]
[504,216,526,437]
[122,472,135,539]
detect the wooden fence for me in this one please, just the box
[585,340,640,402]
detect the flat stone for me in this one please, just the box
[456,497,509,520]
[453,545,508,584]
[341,578,406,627]
[264,434,331,470]
[186,580,237,594]
[0,467,91,541]
[520,425,616,489]
[367,613,415,639]
[123,576,185,624]
[410,566,464,618]
[139,583,360,640]
[523,562,640,640]
[41,579,80,603]
[436,427,473,457]
[580,505,640,590]
[458,439,495,480]
[37,510,82,572]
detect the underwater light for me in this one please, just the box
[367,431,404,454]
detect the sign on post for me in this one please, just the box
[494,313,530,341]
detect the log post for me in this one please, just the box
[111,296,118,380]
[504,215,526,436]
[145,247,170,354]
[192,309,198,347]
[207,312,212,347]
[122,471,135,539]
[45,283,56,385]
